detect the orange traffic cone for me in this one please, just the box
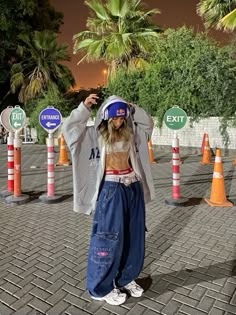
[200,133,213,164]
[148,140,156,164]
[201,133,206,154]
[205,148,233,207]
[56,134,71,166]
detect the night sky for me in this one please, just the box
[50,0,230,89]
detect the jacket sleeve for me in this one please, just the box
[62,102,91,149]
[131,104,154,140]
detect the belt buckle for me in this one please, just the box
[123,176,132,186]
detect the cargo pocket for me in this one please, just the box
[91,232,118,265]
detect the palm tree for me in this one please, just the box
[10,31,75,103]
[197,0,236,31]
[73,0,161,77]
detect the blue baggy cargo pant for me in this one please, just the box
[86,180,145,298]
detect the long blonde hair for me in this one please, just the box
[98,118,132,146]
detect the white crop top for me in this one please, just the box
[105,141,130,154]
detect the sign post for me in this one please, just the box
[163,106,189,206]
[0,107,15,198]
[38,107,63,203]
[5,105,30,205]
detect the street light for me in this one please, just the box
[103,69,108,86]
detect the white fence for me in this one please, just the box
[151,117,236,151]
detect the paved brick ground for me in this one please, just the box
[0,144,236,315]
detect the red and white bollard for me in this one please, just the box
[13,134,22,197]
[165,132,188,206]
[39,133,63,203]
[47,135,55,197]
[172,135,180,199]
[0,131,14,198]
[5,131,30,205]
[7,131,14,193]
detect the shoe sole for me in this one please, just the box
[91,295,126,305]
[125,288,144,298]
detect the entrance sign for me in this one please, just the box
[39,107,62,133]
[164,106,187,130]
[38,106,63,204]
[9,105,26,132]
[0,106,14,132]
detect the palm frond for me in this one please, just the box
[25,79,43,100]
[74,38,98,51]
[10,72,24,93]
[197,0,236,30]
[221,8,236,30]
[107,0,130,17]
[85,0,109,20]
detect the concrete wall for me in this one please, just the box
[26,116,235,152]
[151,117,236,151]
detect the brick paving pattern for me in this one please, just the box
[0,144,236,315]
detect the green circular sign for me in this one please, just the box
[164,106,187,130]
[9,105,26,131]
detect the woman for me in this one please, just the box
[62,94,155,305]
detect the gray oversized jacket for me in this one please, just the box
[62,95,155,215]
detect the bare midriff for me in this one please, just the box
[105,152,130,171]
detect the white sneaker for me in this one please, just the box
[124,280,144,297]
[91,288,127,305]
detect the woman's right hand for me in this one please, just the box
[84,94,99,108]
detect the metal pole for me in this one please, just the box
[103,69,107,86]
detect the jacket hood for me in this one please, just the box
[94,95,127,130]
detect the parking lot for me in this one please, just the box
[0,144,236,315]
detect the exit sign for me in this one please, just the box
[164,106,187,130]
[9,105,26,131]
